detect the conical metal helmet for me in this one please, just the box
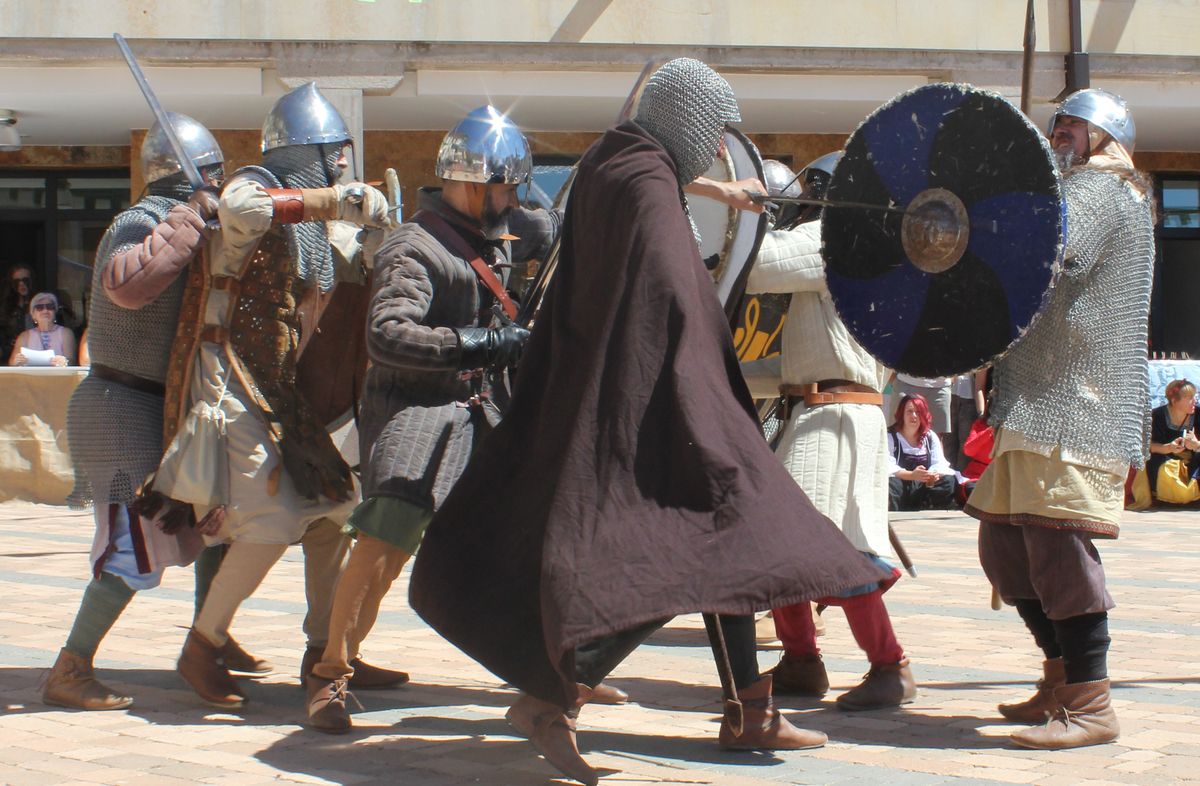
[1048,87,1136,153]
[141,112,223,185]
[762,159,801,200]
[261,82,352,153]
[435,105,532,185]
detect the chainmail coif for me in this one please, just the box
[261,143,343,292]
[990,167,1155,470]
[634,58,741,187]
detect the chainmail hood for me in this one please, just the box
[259,143,343,291]
[634,58,741,187]
[990,167,1155,470]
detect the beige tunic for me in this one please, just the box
[164,176,361,545]
[743,221,893,559]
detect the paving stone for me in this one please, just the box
[4,500,1200,784]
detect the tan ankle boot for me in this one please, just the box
[43,649,133,711]
[836,659,917,711]
[718,675,827,750]
[1010,678,1119,750]
[178,629,245,709]
[999,658,1065,723]
[221,636,273,678]
[768,653,830,697]
[504,692,597,786]
[306,676,353,734]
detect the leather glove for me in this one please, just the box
[187,185,221,222]
[455,325,530,370]
[335,183,392,229]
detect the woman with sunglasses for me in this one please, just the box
[8,291,76,367]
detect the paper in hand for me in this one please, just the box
[19,347,55,367]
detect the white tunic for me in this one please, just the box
[160,176,361,545]
[742,221,893,559]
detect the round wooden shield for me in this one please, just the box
[685,127,770,323]
[822,82,1064,377]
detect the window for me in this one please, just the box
[0,169,130,334]
[1162,177,1200,230]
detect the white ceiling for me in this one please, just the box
[2,65,1198,152]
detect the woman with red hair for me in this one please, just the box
[887,394,957,510]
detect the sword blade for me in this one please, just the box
[113,33,205,191]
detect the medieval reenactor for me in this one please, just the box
[144,83,393,709]
[740,155,917,709]
[304,106,585,732]
[45,114,269,709]
[408,58,887,786]
[965,88,1155,749]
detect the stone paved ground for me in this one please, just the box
[1,500,1199,785]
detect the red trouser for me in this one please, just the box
[773,590,905,665]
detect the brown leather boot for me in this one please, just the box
[1011,679,1119,750]
[348,657,410,690]
[178,629,245,709]
[836,659,917,711]
[999,658,1065,723]
[306,676,352,734]
[718,675,827,751]
[768,653,830,697]
[299,645,323,682]
[583,682,628,705]
[43,648,133,711]
[299,645,409,690]
[221,636,273,678]
[504,692,597,786]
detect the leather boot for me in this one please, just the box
[299,645,409,690]
[1011,679,1119,750]
[178,629,245,709]
[347,657,409,690]
[584,682,628,705]
[43,648,133,711]
[505,692,597,786]
[221,636,273,678]
[999,658,1065,723]
[718,675,827,751]
[306,676,352,734]
[768,653,830,697]
[836,659,917,711]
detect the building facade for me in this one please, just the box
[2,0,1199,353]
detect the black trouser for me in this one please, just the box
[1014,599,1110,683]
[888,475,957,511]
[575,613,760,691]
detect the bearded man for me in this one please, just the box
[146,83,392,709]
[965,88,1155,749]
[303,105,565,732]
[44,114,251,710]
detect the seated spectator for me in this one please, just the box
[887,393,957,511]
[1146,378,1200,505]
[7,291,77,367]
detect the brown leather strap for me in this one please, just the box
[212,276,240,295]
[266,188,306,225]
[200,325,229,344]
[90,363,165,397]
[411,209,517,321]
[780,381,882,409]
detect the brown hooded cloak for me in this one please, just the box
[409,120,886,708]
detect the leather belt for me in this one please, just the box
[778,379,882,419]
[90,363,165,397]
